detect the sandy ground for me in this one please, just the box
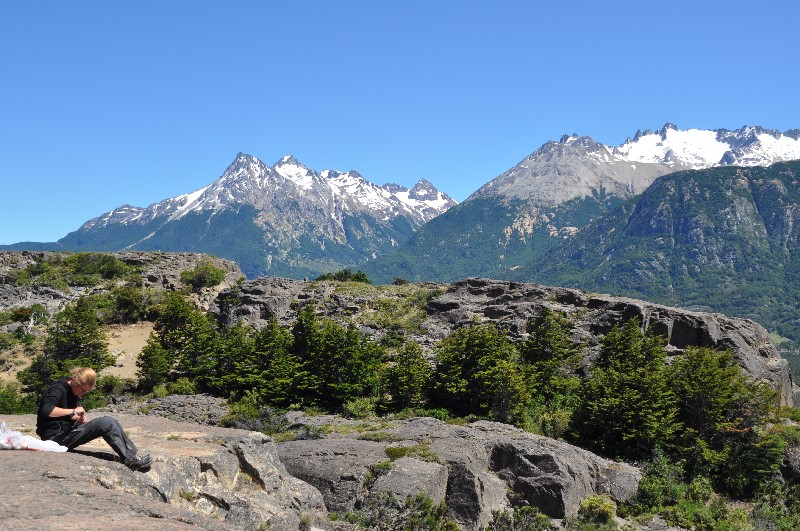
[1,322,154,383]
[105,321,154,379]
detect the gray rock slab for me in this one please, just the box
[1,413,326,531]
[277,438,389,513]
[368,456,448,505]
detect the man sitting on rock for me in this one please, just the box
[36,367,152,471]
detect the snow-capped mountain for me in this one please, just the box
[83,153,455,233]
[616,123,800,168]
[364,124,800,284]
[50,153,456,279]
[472,124,800,206]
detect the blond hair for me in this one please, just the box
[70,367,97,389]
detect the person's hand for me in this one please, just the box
[74,407,86,424]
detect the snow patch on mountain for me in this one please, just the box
[616,124,800,168]
[617,127,729,167]
[471,124,800,207]
[274,156,315,190]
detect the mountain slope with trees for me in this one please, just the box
[364,125,800,284]
[521,161,800,343]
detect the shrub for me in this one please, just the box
[342,397,378,419]
[385,443,442,463]
[315,269,372,284]
[167,377,198,395]
[358,431,404,443]
[221,389,261,426]
[384,342,431,411]
[222,393,291,437]
[72,370,135,410]
[524,394,579,439]
[577,494,617,524]
[486,506,551,530]
[0,381,38,414]
[180,260,226,292]
[622,453,687,516]
[777,405,800,422]
[10,304,47,325]
[355,493,459,530]
[752,480,800,530]
[0,332,15,351]
[363,460,393,490]
[107,285,154,324]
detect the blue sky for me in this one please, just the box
[1,1,798,244]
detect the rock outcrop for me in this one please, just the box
[426,279,796,406]
[0,251,245,318]
[210,277,797,406]
[0,413,326,530]
[277,415,641,530]
[784,444,800,483]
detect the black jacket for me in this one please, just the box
[36,377,79,440]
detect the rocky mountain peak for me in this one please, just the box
[658,122,679,139]
[408,179,440,201]
[469,122,800,218]
[379,182,407,193]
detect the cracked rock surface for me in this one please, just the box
[0,413,326,530]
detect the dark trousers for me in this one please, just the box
[52,416,138,462]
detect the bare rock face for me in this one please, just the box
[783,444,800,483]
[277,438,392,513]
[210,276,797,406]
[0,413,326,530]
[100,393,230,426]
[277,416,641,530]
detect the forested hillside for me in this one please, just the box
[522,162,800,346]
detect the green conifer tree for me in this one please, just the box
[431,321,526,420]
[668,346,782,497]
[575,318,679,459]
[19,296,114,393]
[385,341,431,410]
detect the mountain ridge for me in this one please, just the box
[2,153,457,279]
[364,124,800,284]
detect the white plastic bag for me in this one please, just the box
[0,421,68,452]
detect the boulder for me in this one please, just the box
[99,393,230,426]
[783,444,800,483]
[367,456,449,506]
[278,416,641,530]
[277,438,390,513]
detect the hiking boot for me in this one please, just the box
[125,453,152,471]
